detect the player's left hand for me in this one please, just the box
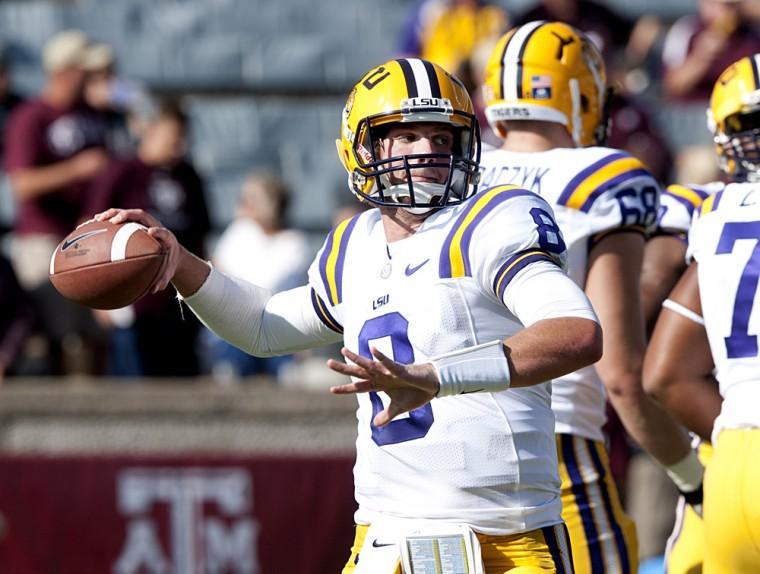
[328,347,439,427]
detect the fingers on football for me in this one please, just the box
[148,227,175,252]
[106,208,159,228]
[107,209,132,224]
[93,208,118,222]
[145,228,176,292]
[151,251,172,293]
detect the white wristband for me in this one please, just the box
[431,340,511,397]
[665,449,704,493]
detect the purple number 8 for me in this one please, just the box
[357,312,434,446]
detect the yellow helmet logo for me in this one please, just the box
[482,21,607,147]
[709,54,760,182]
[336,58,481,211]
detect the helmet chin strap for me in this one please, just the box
[382,180,448,214]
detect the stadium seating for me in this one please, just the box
[0,0,708,229]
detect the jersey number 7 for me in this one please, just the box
[716,222,760,358]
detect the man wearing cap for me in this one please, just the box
[4,29,109,375]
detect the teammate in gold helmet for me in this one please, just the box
[482,20,607,147]
[644,53,760,574]
[479,21,704,574]
[708,54,760,182]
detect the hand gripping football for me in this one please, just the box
[49,220,166,309]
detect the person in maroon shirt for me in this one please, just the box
[662,0,760,101]
[0,45,24,165]
[85,101,211,377]
[4,30,109,375]
[5,31,108,257]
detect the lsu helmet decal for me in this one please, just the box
[337,58,480,212]
[483,21,607,147]
[708,54,760,182]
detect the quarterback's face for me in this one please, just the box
[378,123,454,185]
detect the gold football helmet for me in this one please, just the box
[337,58,480,211]
[482,21,607,147]
[708,54,760,182]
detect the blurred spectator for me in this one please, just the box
[662,0,760,101]
[607,93,674,183]
[0,44,23,165]
[203,171,311,381]
[4,30,109,375]
[0,44,24,230]
[516,0,634,61]
[398,0,508,91]
[85,100,211,377]
[81,43,137,157]
[673,144,722,185]
[0,251,34,383]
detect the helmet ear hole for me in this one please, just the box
[580,95,590,114]
[335,139,350,172]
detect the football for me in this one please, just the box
[49,220,166,310]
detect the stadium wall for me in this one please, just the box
[0,381,359,573]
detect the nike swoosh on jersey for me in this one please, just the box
[61,229,107,251]
[405,258,430,276]
[371,539,394,548]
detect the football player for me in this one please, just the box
[478,21,703,574]
[639,94,725,574]
[640,180,719,574]
[96,59,604,573]
[644,54,760,574]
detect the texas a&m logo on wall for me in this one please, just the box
[113,467,260,574]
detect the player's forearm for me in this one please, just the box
[172,247,213,298]
[606,373,692,465]
[179,266,271,355]
[504,317,602,387]
[646,374,720,442]
[180,269,339,357]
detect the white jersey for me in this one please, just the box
[688,182,760,439]
[658,181,726,239]
[307,185,575,535]
[479,147,660,441]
